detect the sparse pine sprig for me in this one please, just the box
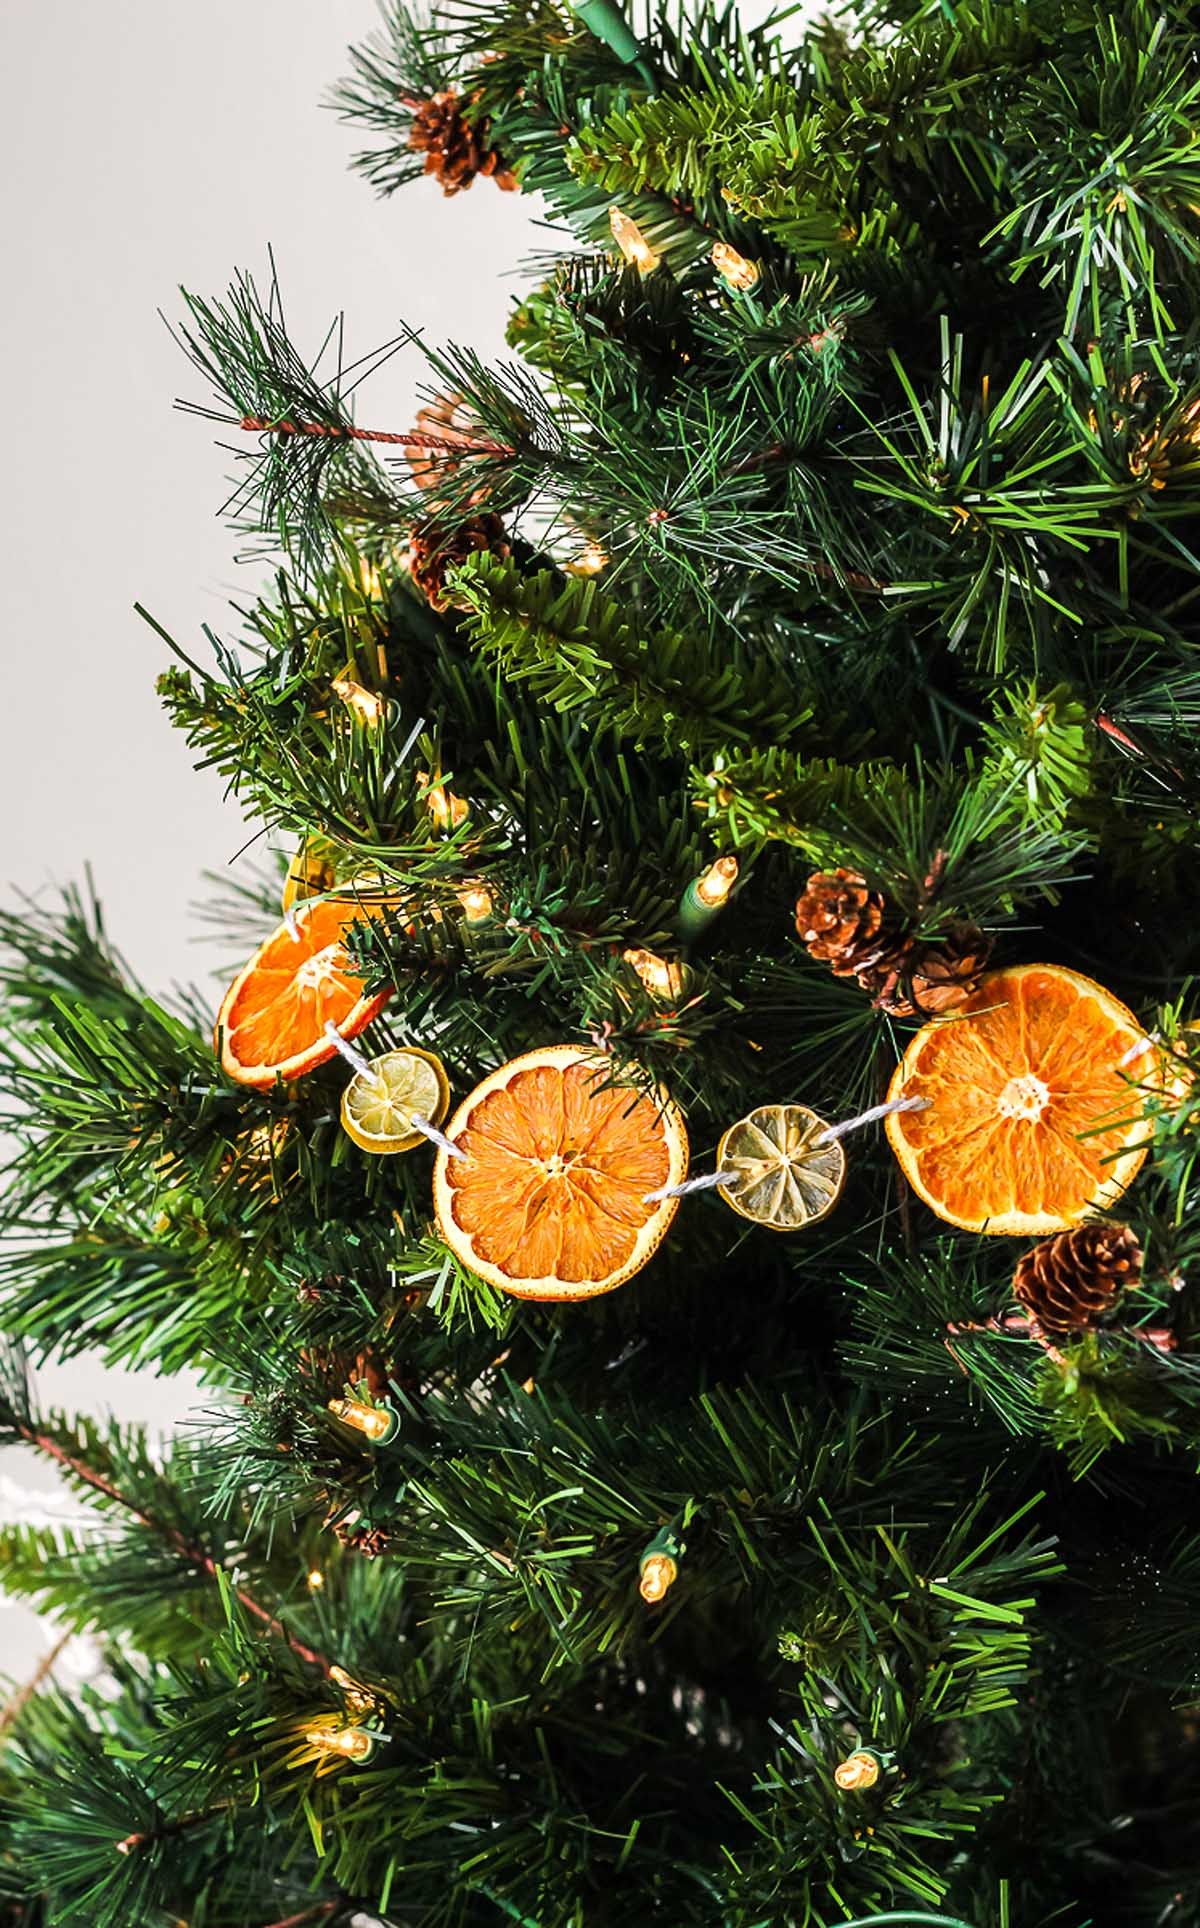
[170,260,418,572]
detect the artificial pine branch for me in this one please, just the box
[450,550,815,756]
[3,1401,333,1676]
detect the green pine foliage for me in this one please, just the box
[4,0,1200,1923]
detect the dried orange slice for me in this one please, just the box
[217,898,390,1090]
[885,964,1150,1235]
[717,1105,846,1230]
[432,1044,688,1299]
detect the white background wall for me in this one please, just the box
[0,0,538,1674]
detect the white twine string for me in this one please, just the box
[1118,1030,1160,1069]
[814,1094,929,1144]
[323,1023,466,1159]
[410,1114,467,1160]
[324,1022,372,1076]
[644,1168,737,1204]
[643,1096,930,1204]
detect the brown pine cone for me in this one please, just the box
[1013,1222,1142,1335]
[298,1345,388,1396]
[408,392,476,493]
[408,513,510,609]
[332,1519,391,1558]
[907,922,992,1014]
[870,920,993,1018]
[409,90,516,196]
[795,869,899,978]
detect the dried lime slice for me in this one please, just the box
[340,1048,450,1156]
[717,1104,846,1230]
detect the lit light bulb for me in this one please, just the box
[457,881,494,923]
[417,771,469,830]
[609,206,660,274]
[566,539,609,578]
[307,1568,325,1591]
[695,856,738,907]
[678,854,738,938]
[711,241,759,291]
[638,1552,678,1603]
[304,1725,376,1762]
[331,676,387,725]
[833,1750,880,1792]
[622,947,685,1001]
[326,1396,399,1444]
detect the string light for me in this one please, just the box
[326,1396,400,1445]
[306,1568,325,1591]
[711,241,759,290]
[566,538,609,577]
[457,880,495,923]
[304,1724,377,1762]
[622,947,685,1002]
[331,676,387,725]
[833,1750,881,1792]
[609,206,660,274]
[417,770,469,830]
[638,1521,685,1603]
[678,855,738,938]
[638,1551,678,1603]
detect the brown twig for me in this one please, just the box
[239,415,891,593]
[20,1425,332,1677]
[239,415,515,459]
[946,1312,1069,1367]
[258,1905,338,1928]
[944,1311,1177,1369]
[117,1805,229,1856]
[0,1630,73,1744]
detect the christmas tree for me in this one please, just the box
[4,0,1200,1921]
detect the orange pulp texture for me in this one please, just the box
[886,964,1149,1235]
[217,898,390,1089]
[434,1046,688,1298]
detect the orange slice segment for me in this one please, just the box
[886,964,1150,1235]
[432,1044,689,1300]
[217,898,391,1089]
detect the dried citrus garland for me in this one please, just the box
[214,894,1155,1279]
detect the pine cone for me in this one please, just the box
[794,869,899,978]
[870,920,993,1018]
[1013,1222,1142,1335]
[409,90,516,196]
[332,1518,391,1558]
[907,922,992,1013]
[408,513,510,609]
[408,392,476,494]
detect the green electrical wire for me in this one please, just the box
[841,1915,977,1928]
[567,0,657,92]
